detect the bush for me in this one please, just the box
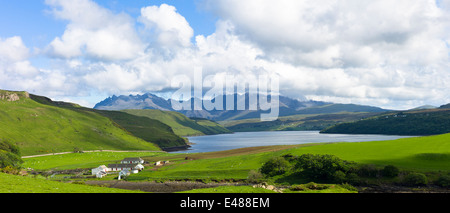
[340,183,358,192]
[381,165,400,178]
[436,175,450,187]
[346,173,361,185]
[0,166,20,175]
[333,170,347,183]
[357,164,379,178]
[0,151,23,169]
[0,139,23,169]
[259,157,291,177]
[247,170,265,183]
[294,154,353,181]
[402,173,428,186]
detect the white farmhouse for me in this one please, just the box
[91,165,108,175]
[121,157,144,164]
[108,163,144,174]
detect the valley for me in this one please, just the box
[0,89,449,195]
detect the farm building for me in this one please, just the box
[96,171,107,178]
[91,165,108,176]
[108,163,144,174]
[118,169,131,180]
[121,157,144,164]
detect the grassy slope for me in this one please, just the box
[321,108,450,135]
[123,109,231,136]
[96,110,187,149]
[0,93,159,156]
[286,133,450,171]
[30,94,188,150]
[223,112,380,132]
[0,172,143,193]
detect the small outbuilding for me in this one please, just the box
[95,171,107,178]
[91,165,108,176]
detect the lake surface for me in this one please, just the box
[172,131,415,153]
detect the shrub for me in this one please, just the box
[0,151,23,169]
[381,165,400,178]
[344,172,359,183]
[260,156,291,177]
[340,183,358,192]
[247,170,265,183]
[357,164,379,178]
[436,175,450,187]
[304,182,329,190]
[402,173,428,186]
[289,184,306,191]
[0,166,20,175]
[0,139,23,169]
[333,170,347,183]
[294,154,353,181]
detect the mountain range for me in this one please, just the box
[94,93,389,121]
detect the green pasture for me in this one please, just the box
[0,172,144,193]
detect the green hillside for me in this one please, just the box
[0,90,160,156]
[30,93,189,150]
[321,108,450,135]
[96,110,188,150]
[223,112,380,132]
[122,109,231,136]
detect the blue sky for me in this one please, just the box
[0,0,216,49]
[0,0,449,109]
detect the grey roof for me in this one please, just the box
[122,158,143,161]
[108,164,140,169]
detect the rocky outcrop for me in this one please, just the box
[0,91,29,102]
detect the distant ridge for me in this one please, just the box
[321,107,450,136]
[94,93,172,111]
[440,103,450,109]
[409,105,437,111]
[94,93,389,121]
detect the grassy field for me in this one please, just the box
[23,134,450,180]
[23,151,169,170]
[285,133,450,171]
[15,133,450,193]
[0,92,160,156]
[0,172,144,193]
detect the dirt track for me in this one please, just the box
[85,180,249,193]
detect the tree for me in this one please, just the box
[259,157,291,177]
[294,154,353,181]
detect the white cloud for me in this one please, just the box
[201,0,450,108]
[0,36,39,84]
[139,4,194,50]
[3,0,449,109]
[45,0,144,61]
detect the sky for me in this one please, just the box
[0,0,449,110]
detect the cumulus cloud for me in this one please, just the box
[45,0,144,61]
[0,36,80,98]
[0,36,39,85]
[3,0,448,109]
[139,4,194,50]
[202,0,450,108]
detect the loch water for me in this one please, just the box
[172,131,415,153]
